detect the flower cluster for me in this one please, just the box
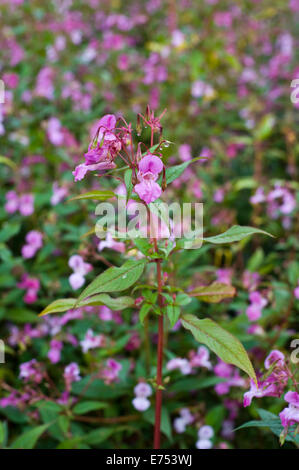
[243,350,288,407]
[246,291,268,322]
[196,425,214,449]
[68,255,92,290]
[21,231,43,259]
[5,191,34,216]
[17,274,40,304]
[173,408,194,433]
[132,382,152,412]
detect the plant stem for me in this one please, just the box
[153,259,164,449]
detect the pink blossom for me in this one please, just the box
[17,274,40,304]
[134,382,152,398]
[246,291,267,322]
[98,232,125,253]
[21,231,43,259]
[198,425,214,440]
[51,182,68,205]
[48,340,63,364]
[294,281,299,299]
[80,329,105,353]
[280,391,299,428]
[5,191,34,216]
[19,194,34,216]
[19,359,43,383]
[174,408,194,433]
[64,362,81,387]
[134,154,163,204]
[166,357,192,375]
[264,350,285,369]
[5,191,19,214]
[68,255,92,290]
[216,268,233,285]
[101,358,122,384]
[189,346,212,370]
[132,397,151,411]
[196,439,213,449]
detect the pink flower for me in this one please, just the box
[132,397,151,411]
[132,382,152,412]
[19,194,34,216]
[264,350,285,369]
[294,281,299,299]
[243,380,277,407]
[64,362,81,387]
[280,391,299,428]
[21,231,43,259]
[73,114,120,181]
[48,340,63,364]
[18,274,40,304]
[80,329,105,353]
[5,191,34,216]
[68,255,92,290]
[166,357,192,375]
[5,191,19,214]
[19,359,43,383]
[174,408,194,433]
[134,382,152,398]
[246,291,267,322]
[189,346,212,370]
[134,154,163,204]
[101,358,122,384]
[51,182,68,205]
[98,232,125,253]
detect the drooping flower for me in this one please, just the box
[21,231,43,259]
[68,255,92,290]
[246,291,268,322]
[19,359,43,383]
[134,154,163,204]
[17,274,40,304]
[64,362,81,388]
[279,391,299,428]
[48,339,63,364]
[173,408,194,433]
[80,329,105,353]
[73,114,119,181]
[132,382,152,412]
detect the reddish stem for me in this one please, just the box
[153,259,164,449]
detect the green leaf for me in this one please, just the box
[124,169,133,201]
[169,376,226,393]
[165,157,203,184]
[139,303,152,324]
[181,314,257,383]
[0,421,7,447]
[10,423,51,449]
[254,114,275,141]
[68,190,115,202]
[73,401,108,415]
[0,223,21,243]
[39,294,135,316]
[167,304,180,327]
[76,259,147,305]
[189,282,236,303]
[83,427,115,445]
[0,155,17,170]
[204,225,273,244]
